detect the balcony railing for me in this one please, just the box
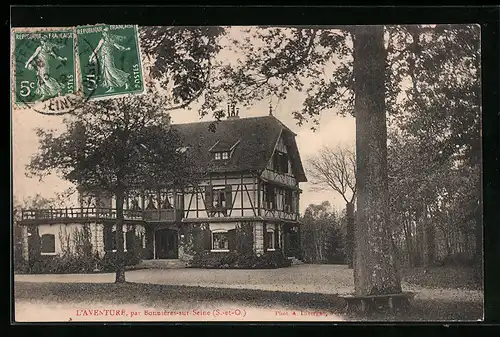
[20,207,181,222]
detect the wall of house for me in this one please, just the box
[23,222,146,260]
[183,175,258,219]
[178,221,258,261]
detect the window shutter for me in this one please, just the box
[204,229,212,250]
[282,153,289,173]
[225,185,232,208]
[272,153,278,170]
[126,229,135,251]
[204,186,213,209]
[274,226,279,249]
[228,229,236,251]
[104,225,113,251]
[263,223,268,251]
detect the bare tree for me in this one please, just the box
[306,144,356,268]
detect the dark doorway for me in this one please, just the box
[284,225,300,258]
[155,228,178,259]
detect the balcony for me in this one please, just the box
[142,208,183,222]
[20,207,182,224]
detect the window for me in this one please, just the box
[213,187,226,208]
[266,229,275,251]
[205,185,232,212]
[284,190,294,212]
[126,226,135,251]
[105,226,131,252]
[129,199,141,211]
[40,234,56,254]
[212,231,229,251]
[264,184,276,209]
[146,195,157,210]
[273,151,289,174]
[104,226,117,252]
[215,151,229,160]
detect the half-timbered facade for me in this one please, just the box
[19,111,307,263]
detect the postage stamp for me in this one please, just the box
[76,24,145,100]
[13,29,76,106]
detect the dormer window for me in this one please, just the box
[210,139,240,160]
[214,151,229,160]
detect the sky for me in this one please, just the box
[11,26,356,214]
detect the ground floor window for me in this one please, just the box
[212,231,229,251]
[104,225,134,252]
[40,234,56,254]
[126,229,135,251]
[265,226,276,251]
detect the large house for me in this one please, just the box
[18,109,307,263]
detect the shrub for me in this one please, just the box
[188,250,292,269]
[28,253,102,274]
[99,251,141,272]
[135,247,153,260]
[25,250,141,274]
[436,252,475,267]
[14,257,30,274]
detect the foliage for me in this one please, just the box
[139,26,226,112]
[22,251,141,275]
[19,222,141,274]
[400,266,481,290]
[26,94,198,193]
[435,253,475,268]
[300,201,345,264]
[100,251,141,272]
[188,250,292,269]
[26,92,201,282]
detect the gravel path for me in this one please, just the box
[14,264,483,302]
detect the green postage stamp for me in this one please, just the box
[13,29,76,105]
[76,24,145,100]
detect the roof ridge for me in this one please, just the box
[172,114,276,126]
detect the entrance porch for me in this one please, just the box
[144,225,179,260]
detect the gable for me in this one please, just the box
[266,131,307,182]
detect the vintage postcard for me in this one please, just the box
[12,24,484,323]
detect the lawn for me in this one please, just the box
[14,281,483,322]
[400,266,482,290]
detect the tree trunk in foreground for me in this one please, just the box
[352,26,402,296]
[346,202,355,269]
[115,187,126,283]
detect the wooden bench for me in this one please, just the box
[341,292,415,314]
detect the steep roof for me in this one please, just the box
[172,115,307,182]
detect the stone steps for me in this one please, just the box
[287,257,304,265]
[138,259,187,269]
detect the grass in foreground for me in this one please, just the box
[14,282,483,321]
[400,266,482,290]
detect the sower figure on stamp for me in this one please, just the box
[89,28,131,93]
[24,35,67,101]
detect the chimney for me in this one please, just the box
[227,103,240,119]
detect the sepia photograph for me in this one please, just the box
[11,21,483,322]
